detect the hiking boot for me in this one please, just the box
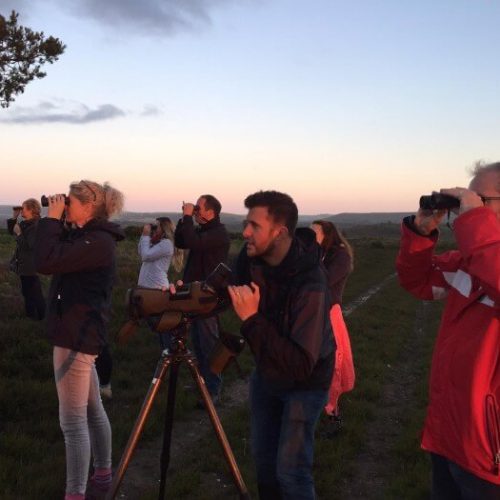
[321,413,342,439]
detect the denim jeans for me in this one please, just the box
[190,317,222,397]
[53,347,112,495]
[250,370,328,500]
[431,453,500,500]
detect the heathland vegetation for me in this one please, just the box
[0,226,448,499]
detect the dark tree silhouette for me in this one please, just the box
[0,11,65,108]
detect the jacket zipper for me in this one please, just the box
[485,394,500,475]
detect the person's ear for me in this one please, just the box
[276,226,289,240]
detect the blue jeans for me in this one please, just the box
[250,371,328,500]
[54,347,112,495]
[190,317,222,397]
[431,453,500,500]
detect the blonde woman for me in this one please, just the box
[138,216,184,348]
[34,180,124,500]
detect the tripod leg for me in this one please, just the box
[107,353,172,499]
[186,357,251,500]
[158,359,180,499]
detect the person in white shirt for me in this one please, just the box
[138,217,184,348]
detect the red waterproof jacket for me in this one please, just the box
[396,207,500,484]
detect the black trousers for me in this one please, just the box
[431,453,500,500]
[95,344,113,386]
[20,275,46,320]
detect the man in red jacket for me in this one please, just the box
[396,161,500,498]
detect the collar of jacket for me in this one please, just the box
[198,216,222,231]
[323,244,346,264]
[252,227,321,283]
[75,218,125,241]
[20,218,38,229]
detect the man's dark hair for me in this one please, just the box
[200,194,222,216]
[244,190,298,233]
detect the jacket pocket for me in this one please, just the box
[485,394,500,476]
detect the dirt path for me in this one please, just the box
[343,274,396,318]
[339,300,431,499]
[115,275,398,498]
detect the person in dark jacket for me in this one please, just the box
[311,220,355,432]
[228,190,334,500]
[174,194,230,404]
[7,198,46,319]
[34,180,125,500]
[311,220,353,307]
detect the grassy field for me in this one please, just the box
[0,229,445,499]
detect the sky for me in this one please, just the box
[0,0,499,214]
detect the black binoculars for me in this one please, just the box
[419,193,460,210]
[41,195,70,207]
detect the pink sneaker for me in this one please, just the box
[85,474,112,500]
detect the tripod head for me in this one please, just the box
[116,263,233,344]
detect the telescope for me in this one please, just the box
[116,262,233,343]
[110,262,250,499]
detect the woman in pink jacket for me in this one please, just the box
[311,220,355,434]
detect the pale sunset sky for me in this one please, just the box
[1,0,499,214]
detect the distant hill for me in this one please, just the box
[0,205,411,233]
[89,210,413,233]
[321,212,412,226]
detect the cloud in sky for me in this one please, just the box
[0,101,126,124]
[140,104,162,117]
[7,0,254,36]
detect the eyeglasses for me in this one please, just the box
[193,205,200,212]
[480,196,500,204]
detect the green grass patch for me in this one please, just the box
[0,232,442,498]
